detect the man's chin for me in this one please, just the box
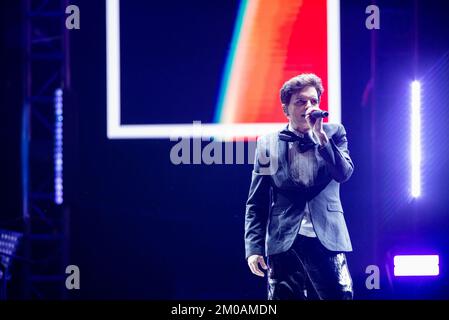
[292,123,309,132]
[295,121,308,128]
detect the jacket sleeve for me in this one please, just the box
[244,137,271,259]
[318,123,354,183]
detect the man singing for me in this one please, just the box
[244,73,354,300]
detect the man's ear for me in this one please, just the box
[282,104,289,116]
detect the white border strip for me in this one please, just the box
[113,123,286,139]
[106,0,341,139]
[106,0,121,138]
[327,0,341,124]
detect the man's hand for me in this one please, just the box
[305,107,324,134]
[247,254,268,277]
[305,107,329,146]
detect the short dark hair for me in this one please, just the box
[280,73,324,107]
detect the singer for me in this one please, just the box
[244,73,354,300]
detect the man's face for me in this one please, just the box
[283,86,319,132]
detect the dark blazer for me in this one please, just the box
[244,123,354,259]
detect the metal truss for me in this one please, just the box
[21,0,70,299]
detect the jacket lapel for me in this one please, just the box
[274,125,292,185]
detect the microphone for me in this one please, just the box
[310,110,329,119]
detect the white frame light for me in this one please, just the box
[106,0,341,139]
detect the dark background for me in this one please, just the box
[2,0,449,299]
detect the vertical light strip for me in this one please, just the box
[327,0,341,124]
[411,81,421,198]
[54,89,63,205]
[394,255,439,276]
[106,0,121,138]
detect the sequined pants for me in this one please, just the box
[267,234,353,300]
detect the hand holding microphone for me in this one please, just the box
[301,109,328,120]
[310,110,329,119]
[305,107,329,146]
